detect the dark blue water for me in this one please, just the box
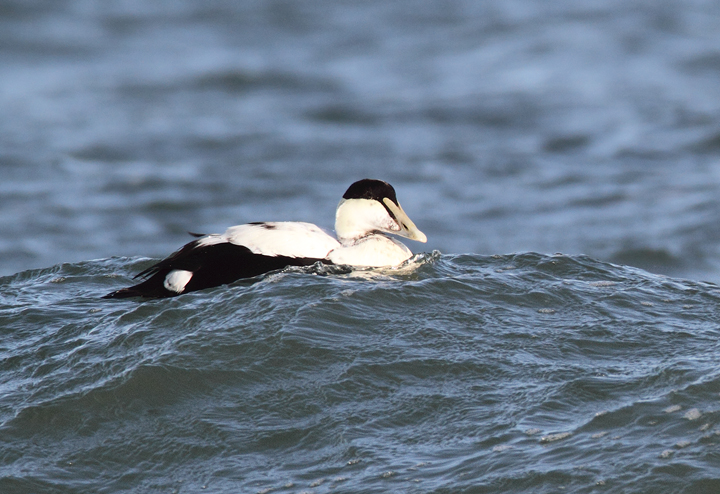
[3,254,720,493]
[3,1,720,492]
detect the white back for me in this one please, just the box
[197,222,340,258]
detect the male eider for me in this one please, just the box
[104,179,426,298]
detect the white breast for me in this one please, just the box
[198,222,340,258]
[327,235,413,267]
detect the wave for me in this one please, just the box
[1,253,719,493]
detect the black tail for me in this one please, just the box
[102,287,144,299]
[102,275,177,299]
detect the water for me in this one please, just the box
[3,0,720,492]
[3,254,720,493]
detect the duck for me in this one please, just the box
[103,179,426,298]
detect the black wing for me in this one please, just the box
[104,241,328,299]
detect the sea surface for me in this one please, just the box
[2,1,720,492]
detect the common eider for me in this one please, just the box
[103,179,427,298]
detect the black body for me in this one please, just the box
[103,241,325,298]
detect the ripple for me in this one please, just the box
[2,253,720,492]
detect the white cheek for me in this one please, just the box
[164,269,193,293]
[383,215,400,231]
[335,198,400,240]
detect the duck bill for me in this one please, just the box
[382,198,427,243]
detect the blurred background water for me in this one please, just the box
[2,1,720,493]
[2,0,720,281]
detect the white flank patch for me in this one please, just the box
[164,269,193,293]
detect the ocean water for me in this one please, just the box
[3,0,720,492]
[3,254,720,493]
